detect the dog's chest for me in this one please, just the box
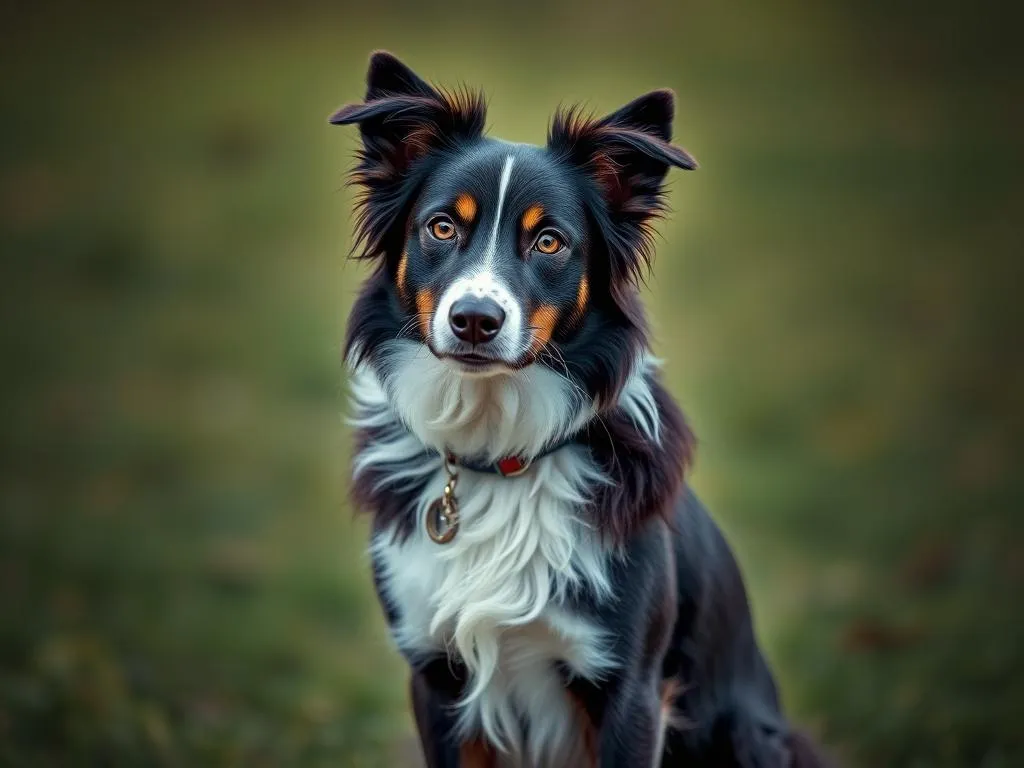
[371,459,614,763]
[377,530,607,669]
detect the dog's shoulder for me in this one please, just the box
[578,361,696,545]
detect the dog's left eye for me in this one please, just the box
[428,215,457,241]
[533,230,564,255]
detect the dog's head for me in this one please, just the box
[333,52,694,445]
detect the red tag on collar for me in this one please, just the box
[495,456,529,476]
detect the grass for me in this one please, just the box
[0,2,1020,765]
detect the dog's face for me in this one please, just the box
[332,52,695,407]
[407,142,591,372]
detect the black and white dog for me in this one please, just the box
[331,51,826,768]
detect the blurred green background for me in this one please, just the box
[1,1,1020,765]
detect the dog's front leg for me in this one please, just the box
[596,670,666,768]
[409,657,466,768]
[592,520,677,768]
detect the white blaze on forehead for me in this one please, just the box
[483,155,516,269]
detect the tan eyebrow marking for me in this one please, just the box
[416,289,435,339]
[396,251,408,298]
[521,204,544,232]
[455,193,477,223]
[529,304,560,355]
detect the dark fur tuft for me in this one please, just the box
[582,378,695,543]
[548,92,695,320]
[351,423,432,544]
[329,52,486,263]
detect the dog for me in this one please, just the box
[330,51,827,768]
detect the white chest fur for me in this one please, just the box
[348,341,666,763]
[371,449,616,765]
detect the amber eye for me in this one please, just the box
[534,230,564,255]
[428,216,457,241]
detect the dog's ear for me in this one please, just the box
[361,50,436,101]
[548,90,696,320]
[329,51,486,260]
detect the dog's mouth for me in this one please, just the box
[446,351,509,373]
[451,351,496,366]
[427,346,529,375]
[426,339,539,374]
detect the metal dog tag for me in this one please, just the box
[425,455,460,545]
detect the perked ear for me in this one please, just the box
[548,90,696,317]
[329,51,486,260]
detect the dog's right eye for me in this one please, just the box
[428,216,457,241]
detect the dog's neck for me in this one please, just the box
[352,339,596,462]
[351,340,665,462]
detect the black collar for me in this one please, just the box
[442,435,579,477]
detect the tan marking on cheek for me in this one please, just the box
[415,289,435,339]
[575,274,589,318]
[529,304,560,354]
[396,252,408,298]
[521,203,544,232]
[455,193,477,224]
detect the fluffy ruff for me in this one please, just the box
[351,340,667,762]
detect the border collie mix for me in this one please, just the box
[331,52,826,768]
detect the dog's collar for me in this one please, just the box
[422,435,579,544]
[441,437,577,477]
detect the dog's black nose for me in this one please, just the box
[449,296,505,344]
